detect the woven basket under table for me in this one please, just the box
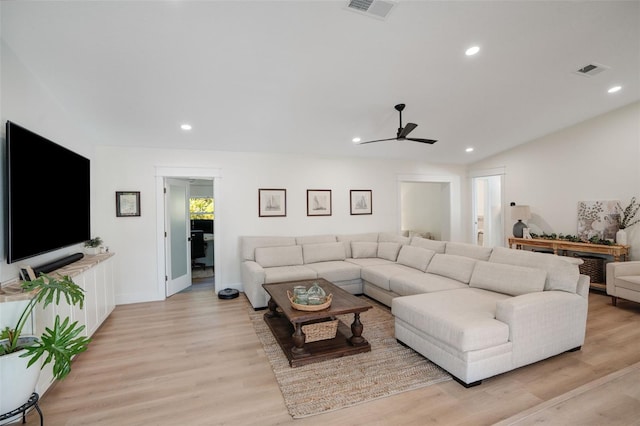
[301,318,339,343]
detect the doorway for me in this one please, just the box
[397,174,460,242]
[472,174,504,247]
[155,167,221,300]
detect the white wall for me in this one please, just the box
[469,101,640,259]
[93,147,466,304]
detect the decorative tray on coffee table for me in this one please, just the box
[287,291,333,311]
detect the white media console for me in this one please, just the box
[0,253,115,396]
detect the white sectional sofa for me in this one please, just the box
[240,232,589,386]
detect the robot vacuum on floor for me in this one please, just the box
[218,288,239,299]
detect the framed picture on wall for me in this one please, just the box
[307,190,332,216]
[350,190,372,215]
[116,191,141,217]
[259,188,286,217]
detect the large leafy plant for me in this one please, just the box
[0,273,92,380]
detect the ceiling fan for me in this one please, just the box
[358,104,437,145]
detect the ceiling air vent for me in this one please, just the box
[346,0,396,20]
[574,63,609,77]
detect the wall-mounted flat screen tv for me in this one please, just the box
[6,121,90,263]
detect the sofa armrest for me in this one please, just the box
[241,261,267,308]
[607,261,640,278]
[496,291,588,367]
[606,261,640,296]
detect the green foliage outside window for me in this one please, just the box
[190,198,214,220]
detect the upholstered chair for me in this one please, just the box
[606,261,640,306]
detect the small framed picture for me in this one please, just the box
[259,188,286,217]
[307,190,332,216]
[350,190,372,215]
[116,191,141,217]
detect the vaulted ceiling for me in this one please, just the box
[2,1,639,164]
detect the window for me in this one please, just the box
[190,197,214,220]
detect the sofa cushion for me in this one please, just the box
[390,273,467,296]
[410,236,446,253]
[241,236,296,261]
[351,241,378,259]
[426,254,477,284]
[377,242,401,261]
[362,264,423,291]
[445,242,493,261]
[489,247,579,293]
[302,242,346,264]
[337,233,379,258]
[305,261,362,282]
[255,245,303,268]
[613,275,640,291]
[378,232,410,245]
[392,288,511,352]
[264,265,317,283]
[396,245,436,272]
[296,234,337,245]
[469,261,546,296]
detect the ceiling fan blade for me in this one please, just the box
[358,137,398,145]
[405,137,438,144]
[398,122,418,138]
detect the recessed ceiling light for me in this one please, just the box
[180,124,192,131]
[608,85,622,94]
[352,137,361,143]
[465,147,474,153]
[465,46,480,56]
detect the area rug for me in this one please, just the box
[248,297,451,418]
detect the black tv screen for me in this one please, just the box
[6,121,90,263]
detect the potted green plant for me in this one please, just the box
[0,273,91,414]
[84,236,103,255]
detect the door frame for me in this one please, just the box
[155,166,222,299]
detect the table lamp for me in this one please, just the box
[511,205,531,238]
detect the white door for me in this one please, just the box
[165,178,191,296]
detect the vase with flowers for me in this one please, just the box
[615,197,640,245]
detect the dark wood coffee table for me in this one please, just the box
[262,278,372,367]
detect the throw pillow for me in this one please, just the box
[396,245,436,272]
[426,253,477,284]
[351,241,378,258]
[377,242,401,261]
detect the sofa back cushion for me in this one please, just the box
[410,236,446,254]
[445,242,493,261]
[255,245,303,268]
[426,253,477,284]
[351,241,379,259]
[296,235,337,245]
[337,233,379,258]
[241,236,297,261]
[377,242,401,261]
[378,232,410,245]
[489,247,579,293]
[396,245,436,272]
[469,261,547,296]
[303,242,346,264]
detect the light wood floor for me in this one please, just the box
[21,284,640,426]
